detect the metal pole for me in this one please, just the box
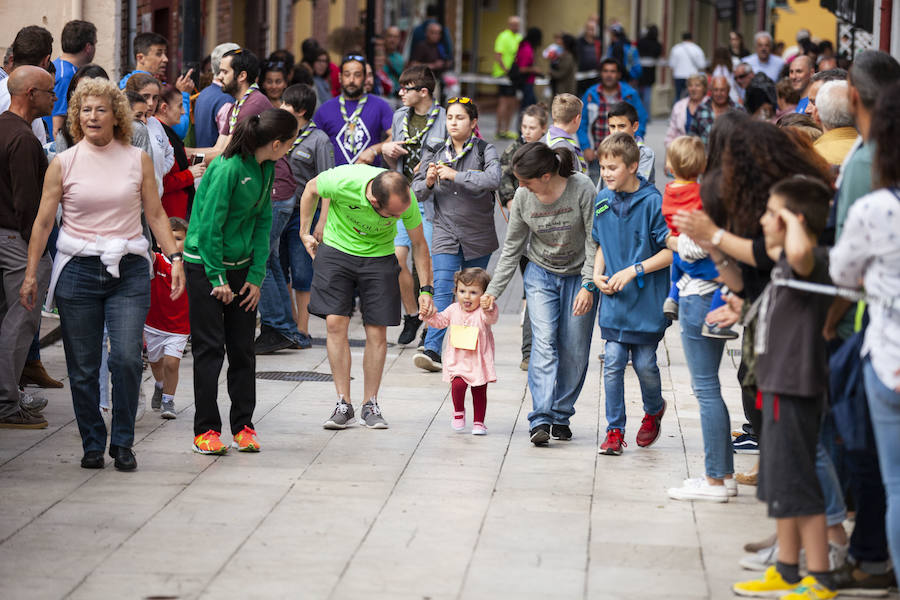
[183,0,202,83]
[366,0,376,67]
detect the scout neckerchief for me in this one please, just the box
[402,103,440,146]
[545,131,588,174]
[439,133,477,166]
[229,83,259,133]
[339,93,369,155]
[290,121,317,152]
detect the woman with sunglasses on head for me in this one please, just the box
[259,60,289,109]
[411,97,501,372]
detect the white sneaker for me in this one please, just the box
[668,477,729,503]
[725,478,738,497]
[739,542,778,571]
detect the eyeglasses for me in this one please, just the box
[398,85,424,94]
[736,71,752,79]
[447,97,472,104]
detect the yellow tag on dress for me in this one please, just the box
[449,324,478,350]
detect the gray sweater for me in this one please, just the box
[486,172,598,298]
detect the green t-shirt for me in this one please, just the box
[493,29,523,78]
[316,164,422,257]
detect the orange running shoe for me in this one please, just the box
[232,426,261,452]
[193,430,227,455]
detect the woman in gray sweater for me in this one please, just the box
[481,142,598,446]
[411,97,501,372]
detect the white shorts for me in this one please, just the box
[143,325,189,362]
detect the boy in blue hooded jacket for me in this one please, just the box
[591,133,673,456]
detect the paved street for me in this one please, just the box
[0,120,892,600]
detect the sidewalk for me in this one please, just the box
[0,121,884,600]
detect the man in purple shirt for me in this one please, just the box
[313,55,393,166]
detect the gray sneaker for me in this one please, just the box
[19,389,48,413]
[323,399,355,429]
[359,400,389,429]
[151,385,163,411]
[160,398,176,419]
[0,407,48,429]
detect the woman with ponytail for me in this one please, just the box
[481,142,599,446]
[183,108,298,456]
[410,97,502,372]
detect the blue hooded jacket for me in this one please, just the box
[591,175,670,344]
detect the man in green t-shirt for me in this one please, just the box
[493,15,522,139]
[300,164,434,430]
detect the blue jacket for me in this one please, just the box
[194,83,233,147]
[591,176,670,343]
[577,80,648,150]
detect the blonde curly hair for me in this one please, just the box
[67,77,133,144]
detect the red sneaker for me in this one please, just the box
[600,428,626,455]
[636,400,666,447]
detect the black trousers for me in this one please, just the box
[186,262,257,436]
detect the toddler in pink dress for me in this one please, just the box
[421,268,498,435]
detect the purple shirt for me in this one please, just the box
[219,89,273,136]
[313,94,394,166]
[272,157,296,202]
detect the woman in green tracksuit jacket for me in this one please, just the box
[184,109,298,455]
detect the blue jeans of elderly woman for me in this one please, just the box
[55,255,150,453]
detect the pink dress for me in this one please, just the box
[425,303,498,386]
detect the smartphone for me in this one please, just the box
[191,154,205,166]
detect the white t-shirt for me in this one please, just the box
[146,116,174,196]
[668,41,707,79]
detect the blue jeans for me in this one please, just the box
[524,263,597,427]
[280,205,318,292]
[55,255,150,452]
[679,294,733,478]
[864,357,900,577]
[259,199,302,342]
[603,340,665,432]
[673,78,686,104]
[424,248,491,355]
[816,441,848,527]
[639,85,653,121]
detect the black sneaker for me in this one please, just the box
[398,314,423,345]
[733,433,760,454]
[831,561,896,596]
[417,327,427,352]
[413,349,442,372]
[530,424,551,445]
[254,329,293,354]
[551,424,572,440]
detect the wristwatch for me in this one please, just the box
[633,262,645,289]
[711,228,725,247]
[419,285,434,296]
[582,281,597,292]
[169,252,184,263]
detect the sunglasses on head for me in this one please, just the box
[447,97,472,105]
[343,54,366,65]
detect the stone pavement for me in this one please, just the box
[1,120,890,600]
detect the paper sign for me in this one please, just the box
[449,325,478,350]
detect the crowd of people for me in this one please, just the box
[0,15,898,600]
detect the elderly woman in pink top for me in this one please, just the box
[21,77,184,472]
[421,267,498,435]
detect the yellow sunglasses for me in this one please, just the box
[447,97,472,105]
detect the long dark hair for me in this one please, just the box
[511,141,575,179]
[872,80,900,188]
[705,110,749,173]
[223,108,298,159]
[719,120,832,236]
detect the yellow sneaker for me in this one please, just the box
[733,565,801,597]
[781,576,837,600]
[232,426,260,452]
[193,430,227,455]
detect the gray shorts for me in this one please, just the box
[757,392,825,519]
[308,244,402,326]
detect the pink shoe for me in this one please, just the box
[472,422,487,436]
[451,411,465,432]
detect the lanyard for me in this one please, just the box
[229,84,259,132]
[290,121,317,152]
[545,132,587,174]
[339,94,369,154]
[402,104,440,146]
[439,134,476,166]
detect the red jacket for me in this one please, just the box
[161,163,194,220]
[661,181,702,235]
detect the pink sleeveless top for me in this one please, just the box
[56,140,144,241]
